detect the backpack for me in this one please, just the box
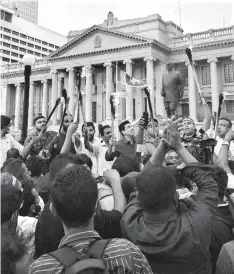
[50,239,111,274]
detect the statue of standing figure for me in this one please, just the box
[161,62,184,118]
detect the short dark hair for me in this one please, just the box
[33,115,45,125]
[49,154,78,183]
[148,118,158,126]
[1,115,11,129]
[25,156,43,177]
[2,158,25,181]
[210,166,228,197]
[51,165,98,227]
[219,117,232,128]
[7,148,20,159]
[1,184,23,224]
[112,156,140,177]
[136,166,176,210]
[99,125,111,137]
[118,120,130,136]
[1,229,28,274]
[82,122,95,132]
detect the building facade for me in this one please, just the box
[0,0,38,24]
[0,4,66,63]
[0,12,234,132]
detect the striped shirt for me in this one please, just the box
[31,230,153,274]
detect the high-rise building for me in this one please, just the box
[0,0,38,24]
[0,4,66,63]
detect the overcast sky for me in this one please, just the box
[38,0,233,37]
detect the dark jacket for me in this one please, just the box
[121,163,218,274]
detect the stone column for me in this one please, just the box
[123,60,134,120]
[42,80,49,118]
[186,61,197,121]
[14,83,22,129]
[0,84,8,115]
[104,62,113,120]
[85,65,93,121]
[66,67,76,116]
[208,57,219,114]
[28,81,35,128]
[57,75,64,121]
[51,70,58,125]
[144,57,156,114]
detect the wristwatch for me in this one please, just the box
[222,140,230,146]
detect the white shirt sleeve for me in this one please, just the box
[227,173,234,189]
[10,135,24,154]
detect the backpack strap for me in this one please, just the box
[66,259,106,274]
[50,247,81,268]
[87,239,111,259]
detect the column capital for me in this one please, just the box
[58,73,65,80]
[15,83,21,87]
[185,61,192,67]
[231,55,234,61]
[30,81,35,85]
[123,60,134,65]
[144,56,156,62]
[50,69,58,75]
[103,62,112,67]
[83,65,92,70]
[66,67,75,73]
[41,79,48,84]
[207,57,218,63]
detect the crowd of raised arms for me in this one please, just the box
[1,88,234,274]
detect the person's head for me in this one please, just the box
[112,156,140,177]
[62,114,73,132]
[33,115,46,132]
[1,184,23,229]
[146,119,159,137]
[165,150,181,166]
[218,118,232,138]
[99,125,112,142]
[1,229,31,274]
[75,154,93,170]
[2,158,31,182]
[1,172,22,191]
[7,148,20,159]
[210,166,228,200]
[136,166,176,212]
[82,122,95,141]
[118,120,134,137]
[25,156,43,178]
[49,153,78,183]
[183,117,196,137]
[166,62,174,71]
[121,172,139,201]
[50,165,98,228]
[1,115,11,137]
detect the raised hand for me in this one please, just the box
[103,169,121,186]
[67,122,78,136]
[224,130,234,143]
[38,149,51,160]
[139,116,145,130]
[162,120,182,150]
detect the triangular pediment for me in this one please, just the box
[49,26,151,59]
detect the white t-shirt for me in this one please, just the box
[93,140,115,176]
[205,129,234,158]
[0,134,24,168]
[73,136,101,175]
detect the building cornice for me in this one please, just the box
[49,42,154,61]
[170,39,234,52]
[0,67,50,79]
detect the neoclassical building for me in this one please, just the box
[1,12,234,131]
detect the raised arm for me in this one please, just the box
[60,123,78,154]
[217,130,234,174]
[103,169,126,213]
[200,91,211,132]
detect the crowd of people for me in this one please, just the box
[1,88,234,274]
